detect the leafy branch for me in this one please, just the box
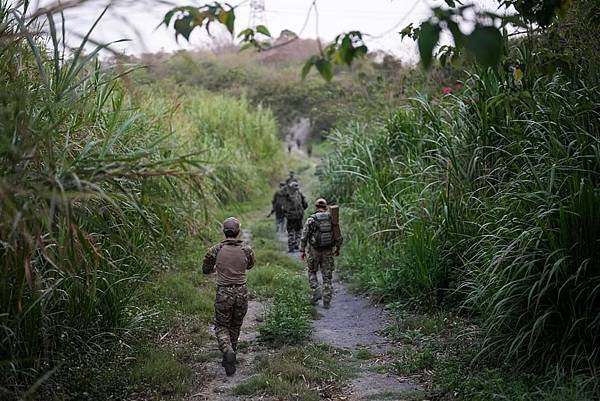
[163,0,571,79]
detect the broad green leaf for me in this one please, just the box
[255,25,271,37]
[338,35,352,65]
[466,25,503,67]
[417,21,440,69]
[163,9,176,27]
[315,58,333,81]
[174,15,194,41]
[301,56,318,79]
[447,20,464,48]
[218,8,235,34]
[399,23,414,40]
[237,28,253,38]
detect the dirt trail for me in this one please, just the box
[313,274,421,400]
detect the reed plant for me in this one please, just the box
[321,38,600,381]
[0,3,283,397]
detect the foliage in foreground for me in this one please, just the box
[320,5,600,386]
[246,220,313,345]
[0,5,283,398]
[233,344,351,401]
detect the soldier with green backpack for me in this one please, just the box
[283,181,308,252]
[300,198,343,309]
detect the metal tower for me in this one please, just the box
[248,0,267,29]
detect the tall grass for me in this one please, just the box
[0,3,283,397]
[321,40,600,378]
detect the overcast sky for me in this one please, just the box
[33,0,503,63]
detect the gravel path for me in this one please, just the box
[312,273,421,400]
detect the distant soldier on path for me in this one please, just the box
[268,181,287,232]
[202,217,255,376]
[285,170,297,185]
[283,181,307,252]
[300,198,343,309]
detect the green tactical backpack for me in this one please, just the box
[286,191,304,219]
[309,212,334,248]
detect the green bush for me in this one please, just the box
[258,274,312,344]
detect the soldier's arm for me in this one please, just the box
[202,244,221,274]
[300,218,314,252]
[242,246,256,270]
[301,193,308,210]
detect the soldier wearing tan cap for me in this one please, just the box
[202,217,255,376]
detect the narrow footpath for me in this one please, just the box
[278,150,423,401]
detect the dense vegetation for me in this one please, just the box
[321,0,599,397]
[131,46,460,141]
[0,5,283,398]
[2,0,599,399]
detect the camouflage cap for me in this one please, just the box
[223,217,241,234]
[315,198,327,208]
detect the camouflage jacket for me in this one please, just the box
[202,239,255,286]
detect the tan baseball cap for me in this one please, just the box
[223,217,241,232]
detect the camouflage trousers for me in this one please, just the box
[286,218,302,251]
[214,284,248,354]
[307,247,334,303]
[275,214,286,233]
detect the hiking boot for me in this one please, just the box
[311,289,322,305]
[222,351,237,376]
[323,299,331,309]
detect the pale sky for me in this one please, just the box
[33,0,504,63]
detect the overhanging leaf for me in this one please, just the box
[255,25,271,37]
[466,25,503,67]
[417,21,440,69]
[315,58,333,81]
[301,55,318,79]
[174,15,194,42]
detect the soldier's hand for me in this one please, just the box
[335,248,340,257]
[300,251,306,261]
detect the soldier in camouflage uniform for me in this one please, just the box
[285,171,297,185]
[283,181,307,252]
[268,181,287,232]
[202,217,255,376]
[300,198,342,309]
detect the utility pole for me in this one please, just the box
[248,0,267,29]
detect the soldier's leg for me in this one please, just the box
[286,219,296,252]
[229,286,249,353]
[321,250,334,307]
[293,227,302,250]
[214,287,234,353]
[307,251,321,303]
